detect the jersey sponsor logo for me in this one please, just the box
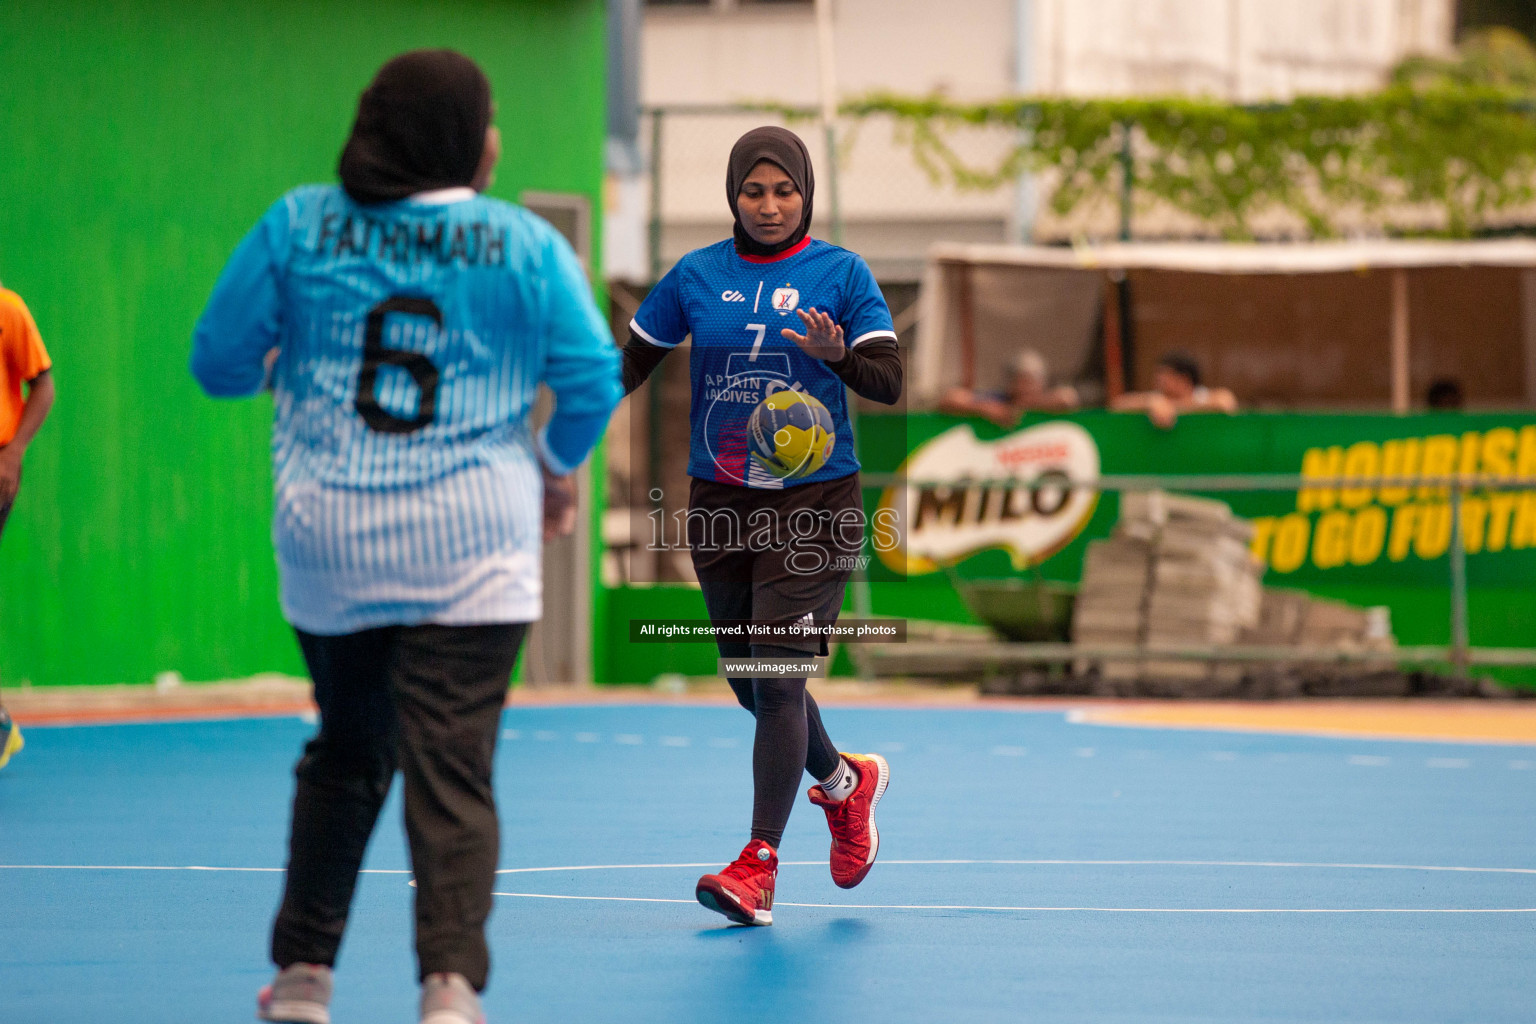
[771,287,800,314]
[877,421,1101,576]
[701,344,801,487]
[721,290,747,302]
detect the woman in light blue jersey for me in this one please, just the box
[191,51,621,1024]
[623,127,902,927]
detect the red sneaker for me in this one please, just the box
[808,752,890,889]
[695,839,777,926]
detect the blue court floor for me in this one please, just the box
[2,701,1533,1024]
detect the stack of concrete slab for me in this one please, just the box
[1240,591,1393,652]
[1072,535,1155,681]
[1143,495,1261,645]
[1072,491,1395,692]
[1072,491,1264,687]
[1239,589,1312,646]
[1137,494,1263,685]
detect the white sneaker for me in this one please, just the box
[420,972,485,1024]
[257,963,332,1024]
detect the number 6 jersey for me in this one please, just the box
[191,185,621,633]
[630,236,896,489]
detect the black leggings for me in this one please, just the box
[724,642,841,849]
[688,475,860,850]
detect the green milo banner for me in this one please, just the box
[854,411,1536,667]
[600,410,1536,683]
[867,411,1536,581]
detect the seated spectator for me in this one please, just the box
[940,349,1079,427]
[1111,351,1237,429]
[1426,376,1464,410]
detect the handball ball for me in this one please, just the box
[748,388,836,480]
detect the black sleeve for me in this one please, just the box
[622,329,673,395]
[825,338,902,405]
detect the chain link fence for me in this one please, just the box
[639,104,1023,281]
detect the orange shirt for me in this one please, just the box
[0,288,52,446]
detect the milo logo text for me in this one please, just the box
[879,423,1100,575]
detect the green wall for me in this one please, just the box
[0,0,606,686]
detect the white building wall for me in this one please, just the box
[617,0,1454,281]
[1037,0,1450,100]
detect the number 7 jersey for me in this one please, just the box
[630,237,896,489]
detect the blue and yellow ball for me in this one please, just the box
[747,388,836,480]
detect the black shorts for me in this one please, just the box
[687,472,864,657]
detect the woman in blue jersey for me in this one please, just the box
[624,127,902,926]
[191,52,621,1024]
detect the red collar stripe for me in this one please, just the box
[738,236,812,264]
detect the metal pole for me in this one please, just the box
[1011,0,1038,244]
[644,113,666,530]
[957,262,977,388]
[1119,119,1134,242]
[824,124,844,247]
[647,108,663,284]
[849,403,875,681]
[815,0,844,246]
[1102,271,1126,400]
[1391,268,1410,414]
[1450,482,1470,681]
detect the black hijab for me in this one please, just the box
[727,126,814,257]
[338,50,492,205]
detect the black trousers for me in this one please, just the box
[272,622,526,992]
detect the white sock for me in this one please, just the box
[817,757,858,803]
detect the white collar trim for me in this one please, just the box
[409,186,477,205]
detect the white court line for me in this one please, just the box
[494,859,1536,876]
[487,859,1536,913]
[495,891,696,905]
[488,891,1536,914]
[0,872,414,878]
[0,865,284,872]
[4,860,1532,876]
[5,862,1531,913]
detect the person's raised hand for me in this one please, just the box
[782,307,845,361]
